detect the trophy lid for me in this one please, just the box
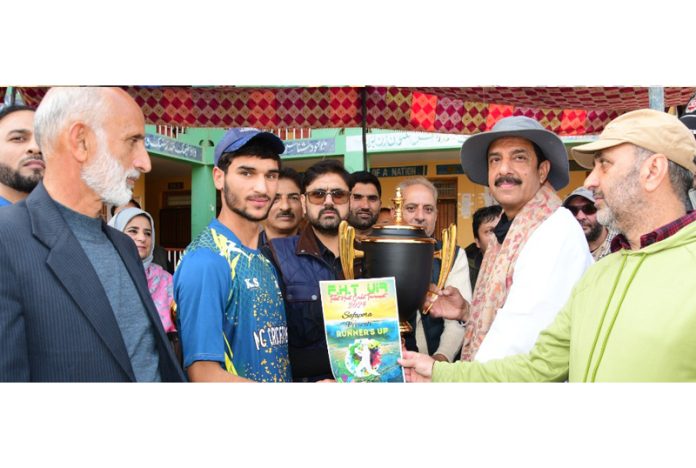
[361,187,436,244]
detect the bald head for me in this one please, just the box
[34,87,141,157]
[36,87,150,214]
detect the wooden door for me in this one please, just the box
[434,199,456,242]
[159,207,191,249]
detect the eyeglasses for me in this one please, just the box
[305,189,350,205]
[567,204,597,216]
[350,193,380,203]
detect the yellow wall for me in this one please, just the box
[144,175,192,244]
[373,154,590,248]
[131,174,146,209]
[559,169,592,200]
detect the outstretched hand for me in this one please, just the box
[423,284,470,321]
[398,350,436,382]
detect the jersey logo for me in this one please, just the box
[244,277,260,289]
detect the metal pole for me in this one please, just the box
[648,87,664,111]
[361,87,368,170]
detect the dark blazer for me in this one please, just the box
[0,183,186,382]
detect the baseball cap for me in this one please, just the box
[563,186,595,206]
[679,113,696,138]
[571,109,696,173]
[214,128,285,166]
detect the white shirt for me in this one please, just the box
[415,248,472,361]
[474,207,593,363]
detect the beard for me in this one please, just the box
[348,208,378,230]
[597,204,618,232]
[0,159,43,193]
[595,165,642,233]
[583,220,604,243]
[223,178,271,222]
[309,206,342,235]
[81,131,138,207]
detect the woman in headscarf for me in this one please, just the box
[108,207,177,334]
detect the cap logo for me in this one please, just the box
[686,95,696,114]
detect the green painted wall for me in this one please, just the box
[146,125,593,248]
[184,128,219,239]
[343,128,366,171]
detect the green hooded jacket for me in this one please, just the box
[433,219,696,382]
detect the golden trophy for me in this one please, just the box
[339,187,457,336]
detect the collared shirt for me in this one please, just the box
[610,211,696,253]
[591,228,618,261]
[0,196,11,207]
[315,236,343,278]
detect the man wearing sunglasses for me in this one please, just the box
[347,170,382,238]
[263,159,351,381]
[563,187,616,261]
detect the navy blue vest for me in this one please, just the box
[268,235,336,350]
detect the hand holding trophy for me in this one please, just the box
[339,187,457,339]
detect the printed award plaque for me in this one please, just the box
[320,277,405,383]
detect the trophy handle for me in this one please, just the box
[338,220,364,279]
[424,223,457,314]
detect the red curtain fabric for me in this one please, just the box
[6,86,695,136]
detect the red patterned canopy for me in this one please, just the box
[7,86,696,136]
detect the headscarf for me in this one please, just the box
[108,207,156,269]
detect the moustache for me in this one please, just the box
[319,208,339,217]
[247,195,271,202]
[20,155,45,164]
[276,210,295,219]
[494,175,522,187]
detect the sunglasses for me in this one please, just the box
[567,204,597,216]
[350,193,380,203]
[305,189,350,205]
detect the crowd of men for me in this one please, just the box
[1,86,696,382]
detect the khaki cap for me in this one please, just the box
[571,109,696,173]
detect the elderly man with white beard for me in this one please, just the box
[0,87,185,382]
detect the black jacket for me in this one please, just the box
[0,183,186,382]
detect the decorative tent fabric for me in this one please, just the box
[7,86,696,136]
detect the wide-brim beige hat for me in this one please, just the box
[460,116,569,190]
[571,109,696,173]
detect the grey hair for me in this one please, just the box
[397,176,438,202]
[34,87,108,156]
[634,145,693,209]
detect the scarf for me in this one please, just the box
[107,207,155,269]
[460,183,561,361]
